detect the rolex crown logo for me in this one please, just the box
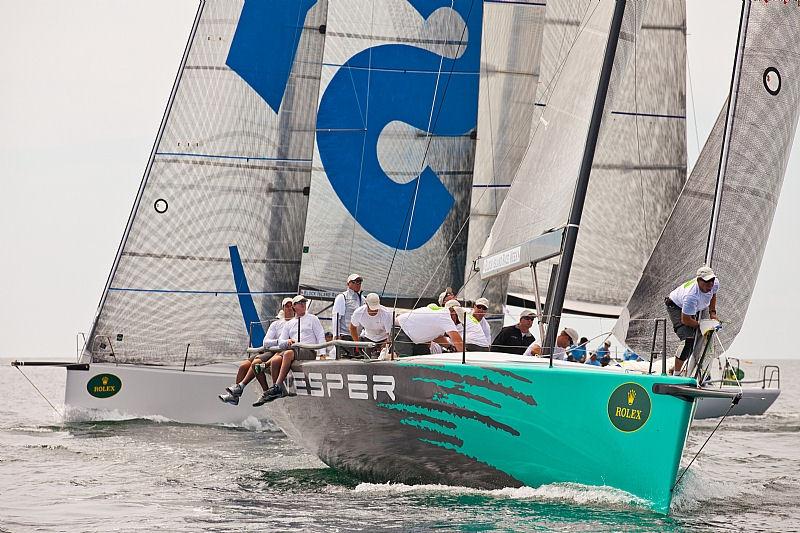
[102,376,109,385]
[627,389,636,405]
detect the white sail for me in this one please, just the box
[617,2,800,357]
[503,0,688,314]
[298,0,484,302]
[87,0,328,364]
[462,0,546,305]
[481,0,648,300]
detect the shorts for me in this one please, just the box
[293,347,319,361]
[465,343,489,352]
[665,298,697,360]
[394,329,431,357]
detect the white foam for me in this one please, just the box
[670,467,758,513]
[354,481,648,509]
[63,406,172,424]
[224,415,279,432]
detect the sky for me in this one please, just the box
[1,1,798,359]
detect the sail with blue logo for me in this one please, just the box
[298,0,483,300]
[86,0,328,364]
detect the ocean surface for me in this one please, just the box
[1,357,798,532]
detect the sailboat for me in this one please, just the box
[13,0,796,514]
[17,0,331,425]
[257,0,800,515]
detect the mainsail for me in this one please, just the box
[86,0,328,364]
[502,0,688,314]
[616,1,800,357]
[298,0,483,301]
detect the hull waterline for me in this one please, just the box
[266,353,697,513]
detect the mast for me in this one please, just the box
[543,0,628,357]
[705,0,750,266]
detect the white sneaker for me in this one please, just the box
[225,383,243,396]
[218,392,239,405]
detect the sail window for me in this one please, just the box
[764,67,781,96]
[153,199,168,214]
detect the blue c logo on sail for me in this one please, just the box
[226,0,318,113]
[316,0,482,249]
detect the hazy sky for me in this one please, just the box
[1,1,798,359]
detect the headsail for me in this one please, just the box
[616,1,800,357]
[298,0,483,302]
[462,0,546,305]
[86,1,328,364]
[502,0,688,314]
[480,0,649,299]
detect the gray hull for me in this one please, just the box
[694,387,780,420]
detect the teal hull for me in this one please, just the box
[268,357,696,514]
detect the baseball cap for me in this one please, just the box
[281,297,294,307]
[444,299,462,310]
[697,265,715,281]
[292,295,308,304]
[562,328,579,344]
[347,273,363,283]
[365,292,380,310]
[519,309,535,319]
[474,297,490,309]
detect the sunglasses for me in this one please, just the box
[520,316,534,321]
[476,305,488,310]
[350,279,363,284]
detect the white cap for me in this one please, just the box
[292,294,308,304]
[697,265,716,281]
[281,296,294,307]
[347,273,363,283]
[474,297,490,308]
[276,309,285,319]
[562,328,579,344]
[519,309,535,319]
[444,299,462,310]
[365,292,380,310]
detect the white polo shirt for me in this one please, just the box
[263,318,289,348]
[350,304,393,342]
[669,278,720,316]
[397,307,459,344]
[278,313,326,354]
[462,313,490,347]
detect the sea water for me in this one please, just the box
[1,358,798,532]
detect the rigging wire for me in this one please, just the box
[14,366,64,419]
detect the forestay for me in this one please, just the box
[299,0,483,301]
[502,0,688,314]
[616,2,800,358]
[86,1,328,364]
